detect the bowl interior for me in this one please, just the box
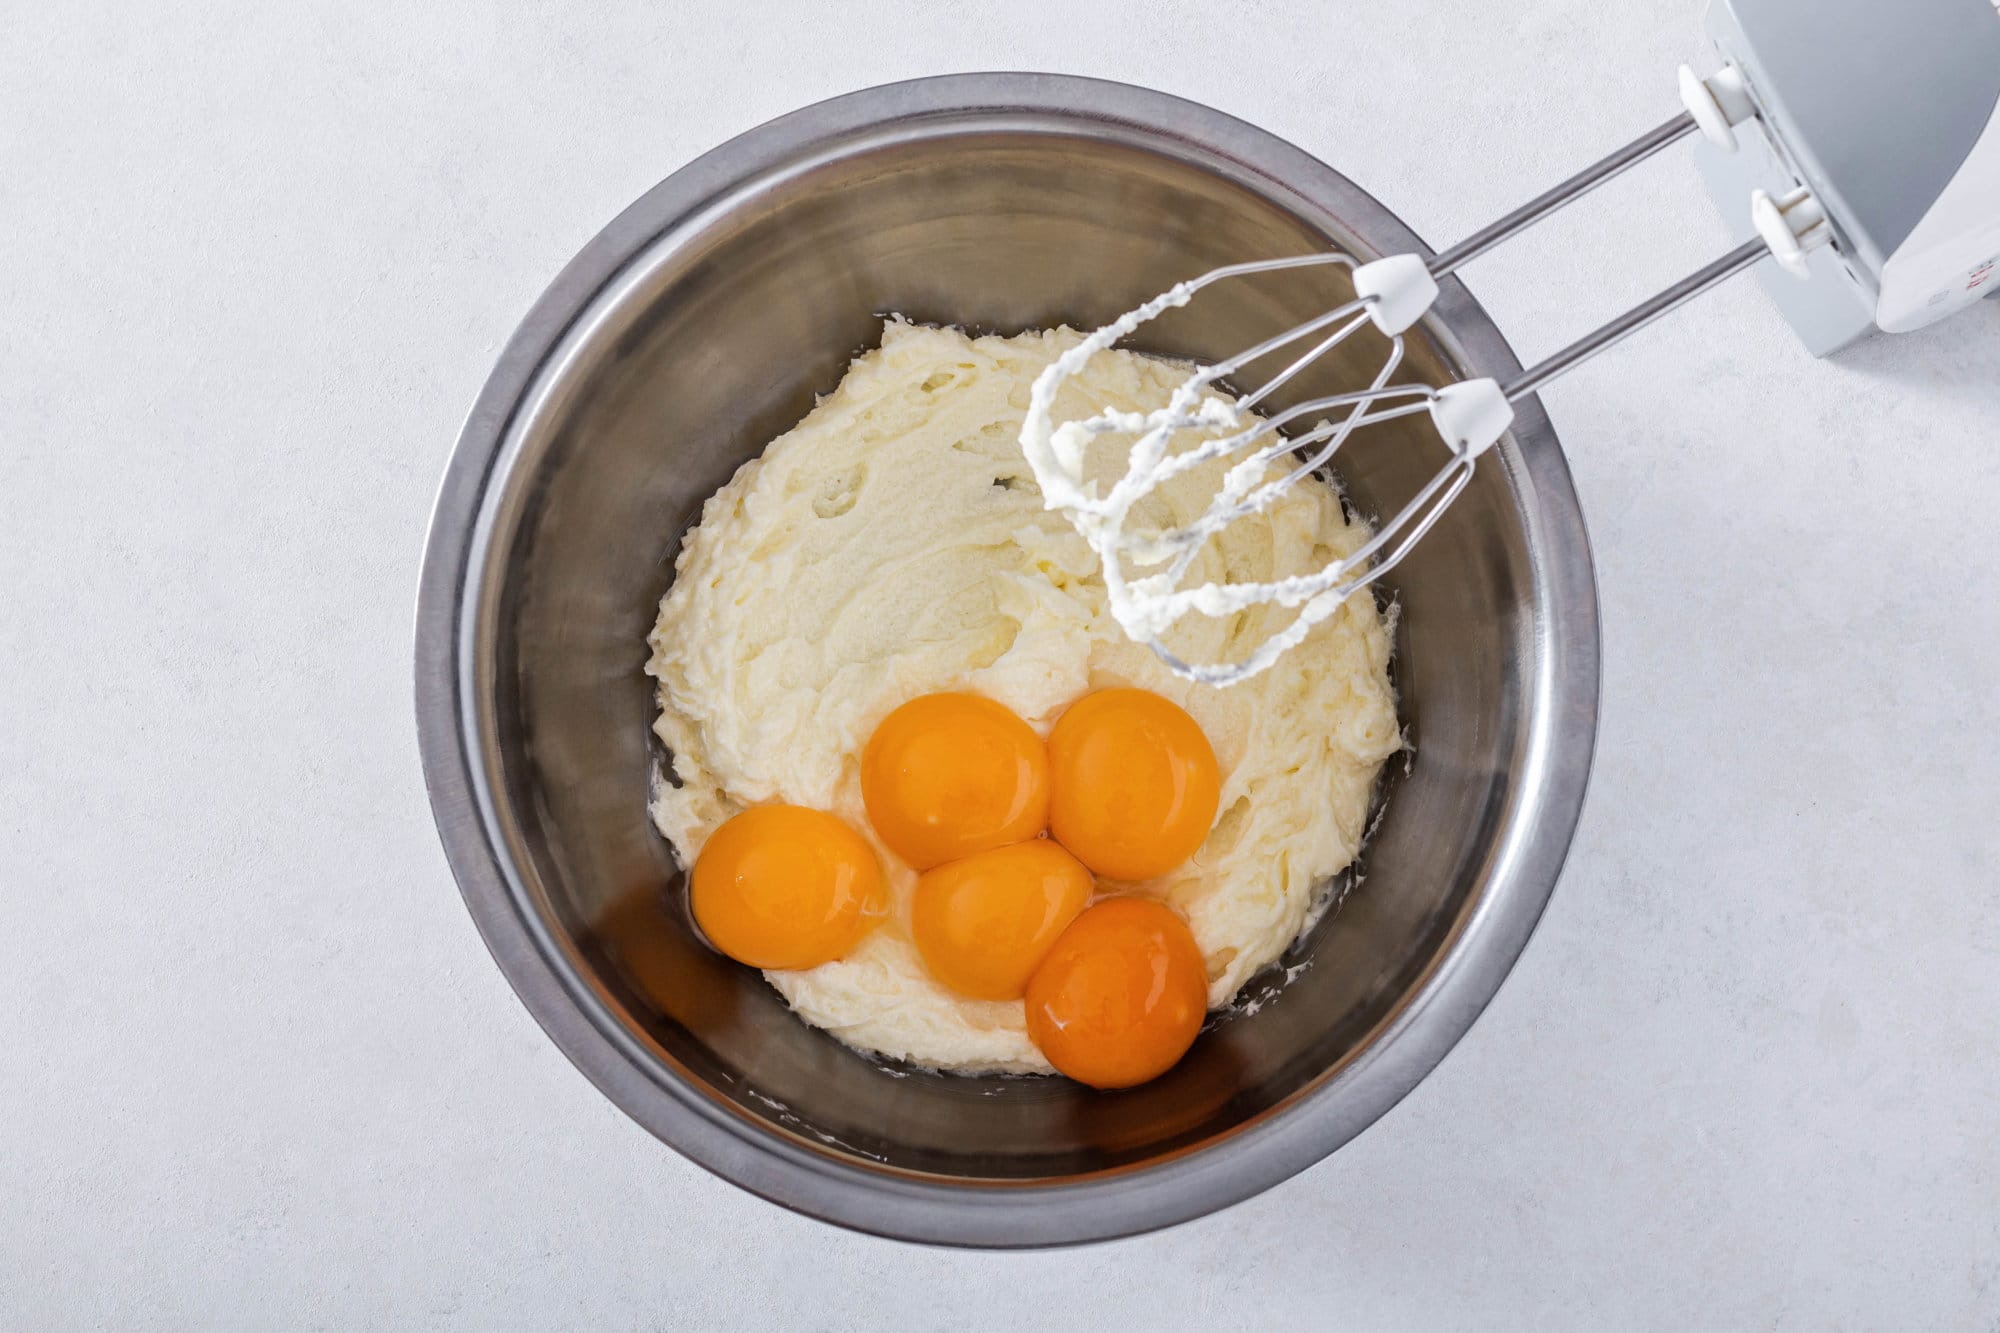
[468,123,1534,1181]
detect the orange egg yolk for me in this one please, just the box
[860,692,1049,869]
[689,805,883,970]
[911,840,1094,1001]
[1024,896,1208,1088]
[1046,689,1221,881]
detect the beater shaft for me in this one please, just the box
[1430,111,1701,279]
[1505,236,1771,399]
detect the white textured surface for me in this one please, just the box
[4,1,1997,1326]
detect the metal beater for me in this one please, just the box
[1022,0,2000,686]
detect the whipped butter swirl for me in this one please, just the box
[1018,275,1395,686]
[647,322,1401,1072]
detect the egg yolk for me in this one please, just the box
[860,692,1049,869]
[911,840,1094,1001]
[1024,896,1208,1088]
[1046,689,1221,881]
[689,805,883,970]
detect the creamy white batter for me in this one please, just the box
[647,321,1401,1073]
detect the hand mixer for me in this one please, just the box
[1022,0,2000,686]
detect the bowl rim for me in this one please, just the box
[414,71,1600,1248]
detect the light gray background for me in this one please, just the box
[6,1,1997,1328]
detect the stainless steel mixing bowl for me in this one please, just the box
[415,73,1598,1247]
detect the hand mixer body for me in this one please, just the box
[1695,0,2000,352]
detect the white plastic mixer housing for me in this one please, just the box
[1692,0,2000,353]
